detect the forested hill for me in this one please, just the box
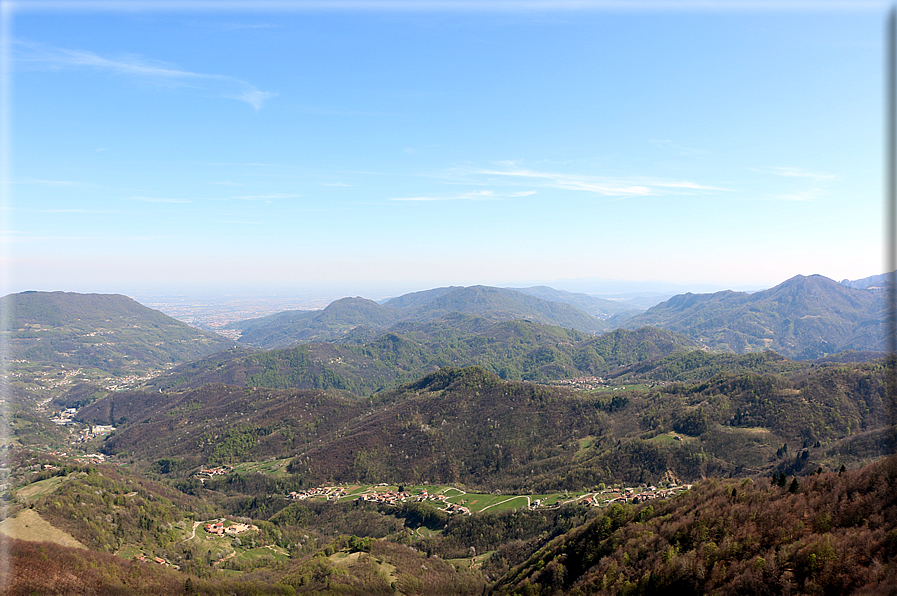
[232,297,402,348]
[141,323,702,396]
[228,285,607,349]
[86,350,894,492]
[382,286,607,332]
[1,291,233,371]
[621,274,885,359]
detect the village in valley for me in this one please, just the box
[193,460,693,518]
[280,481,691,514]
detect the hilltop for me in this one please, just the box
[225,273,888,362]
[2,291,234,372]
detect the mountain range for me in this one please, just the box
[225,273,885,360]
[228,285,609,349]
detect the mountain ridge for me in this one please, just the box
[621,274,884,359]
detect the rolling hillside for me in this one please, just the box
[86,355,894,493]
[77,383,366,468]
[283,362,893,491]
[621,275,885,359]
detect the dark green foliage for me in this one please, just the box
[286,367,613,489]
[146,323,701,396]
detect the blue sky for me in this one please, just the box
[2,2,888,298]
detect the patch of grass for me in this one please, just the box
[238,546,289,562]
[15,474,74,502]
[115,544,144,559]
[480,496,530,512]
[648,432,690,446]
[231,458,293,476]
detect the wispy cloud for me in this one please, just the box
[320,182,351,187]
[16,40,277,110]
[392,189,537,202]
[35,208,119,213]
[232,193,300,201]
[15,178,82,187]
[129,196,192,204]
[476,167,729,197]
[748,166,835,202]
[755,166,835,181]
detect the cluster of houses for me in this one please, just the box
[545,376,607,390]
[286,485,474,514]
[135,554,173,567]
[287,486,345,501]
[592,485,692,506]
[283,483,692,516]
[72,425,115,443]
[74,453,108,464]
[50,408,79,426]
[355,488,472,515]
[443,502,471,515]
[101,370,164,392]
[204,520,255,537]
[198,466,233,477]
